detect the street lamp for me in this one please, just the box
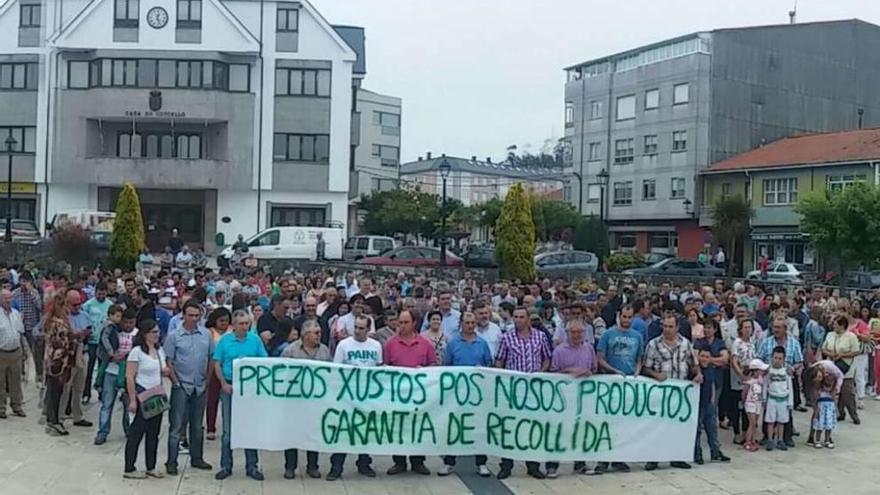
[438,157,452,267]
[683,198,693,217]
[4,135,17,243]
[597,168,609,223]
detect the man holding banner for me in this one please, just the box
[494,306,552,480]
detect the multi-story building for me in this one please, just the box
[563,19,880,259]
[702,128,880,272]
[0,0,399,252]
[348,87,402,232]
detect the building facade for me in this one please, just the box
[0,0,399,252]
[702,128,880,273]
[563,19,880,259]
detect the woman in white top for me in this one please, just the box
[124,319,170,479]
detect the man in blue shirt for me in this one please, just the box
[164,301,214,475]
[421,289,461,340]
[631,299,653,345]
[81,282,112,404]
[63,289,93,427]
[213,309,267,481]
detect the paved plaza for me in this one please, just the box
[1,380,878,495]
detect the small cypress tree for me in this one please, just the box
[110,183,145,269]
[496,183,536,281]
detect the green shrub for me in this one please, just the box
[110,182,145,269]
[495,183,536,281]
[606,251,645,273]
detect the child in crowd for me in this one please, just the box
[812,370,838,449]
[694,346,731,464]
[742,359,769,452]
[765,346,793,451]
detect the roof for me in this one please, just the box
[333,25,366,75]
[399,156,565,180]
[707,128,880,173]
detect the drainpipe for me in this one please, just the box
[256,0,265,234]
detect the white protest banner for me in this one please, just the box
[231,358,698,462]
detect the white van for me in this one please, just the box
[50,210,115,232]
[219,225,343,263]
[343,235,396,261]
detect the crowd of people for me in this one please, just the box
[0,261,876,482]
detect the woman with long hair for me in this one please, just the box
[124,319,169,479]
[422,310,448,366]
[205,307,231,441]
[43,293,76,436]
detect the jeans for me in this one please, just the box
[124,407,163,472]
[284,449,319,471]
[220,391,258,472]
[500,458,540,472]
[694,404,721,458]
[59,364,85,421]
[329,453,372,474]
[32,336,44,381]
[443,455,488,467]
[45,376,63,425]
[167,385,207,466]
[96,372,130,440]
[392,455,425,467]
[83,343,98,400]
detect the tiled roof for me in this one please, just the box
[400,156,566,180]
[707,128,880,173]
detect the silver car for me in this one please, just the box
[535,250,599,274]
[746,262,806,283]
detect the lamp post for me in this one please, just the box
[438,158,452,267]
[4,135,17,243]
[597,168,609,223]
[683,198,694,217]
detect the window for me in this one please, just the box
[670,177,686,199]
[720,182,732,199]
[588,142,601,161]
[228,64,249,92]
[616,95,635,120]
[68,61,89,88]
[0,127,36,153]
[250,230,280,246]
[276,5,299,32]
[273,134,330,163]
[114,0,139,28]
[650,232,678,251]
[589,100,603,120]
[177,0,202,28]
[371,145,399,166]
[70,58,246,91]
[564,102,574,126]
[616,234,637,250]
[271,207,325,227]
[642,179,656,200]
[275,68,330,96]
[826,174,866,192]
[673,83,689,105]
[645,88,659,110]
[587,184,600,203]
[373,111,400,136]
[643,134,658,155]
[0,63,37,90]
[20,3,40,27]
[613,181,633,206]
[614,138,634,164]
[117,132,202,159]
[672,130,687,151]
[563,184,572,202]
[763,178,798,205]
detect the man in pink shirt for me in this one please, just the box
[383,309,435,476]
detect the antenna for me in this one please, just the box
[789,0,797,24]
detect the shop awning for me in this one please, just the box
[750,226,807,241]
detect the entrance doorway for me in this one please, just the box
[143,204,203,252]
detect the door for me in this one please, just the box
[143,204,203,251]
[248,229,281,259]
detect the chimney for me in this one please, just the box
[788,9,796,24]
[858,108,865,129]
[441,153,446,158]
[417,156,422,161]
[486,157,492,164]
[426,151,432,159]
[471,156,477,161]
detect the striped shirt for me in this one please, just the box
[496,328,551,373]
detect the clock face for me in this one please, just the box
[146,7,169,29]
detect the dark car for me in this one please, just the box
[622,258,723,278]
[90,230,112,255]
[463,246,497,268]
[845,271,880,290]
[359,246,464,267]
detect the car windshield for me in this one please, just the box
[651,258,673,268]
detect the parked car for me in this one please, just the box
[359,246,463,267]
[622,258,723,277]
[463,246,497,268]
[218,225,343,266]
[343,235,396,261]
[746,262,807,283]
[89,230,112,255]
[844,271,880,290]
[0,218,42,245]
[535,250,599,274]
[644,252,674,266]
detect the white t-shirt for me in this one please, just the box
[127,347,166,389]
[336,312,375,337]
[334,337,383,366]
[475,321,503,359]
[111,328,138,376]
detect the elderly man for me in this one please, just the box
[0,289,25,418]
[164,301,214,475]
[421,289,461,339]
[473,301,502,358]
[60,289,93,427]
[12,272,41,382]
[757,316,803,447]
[281,320,330,479]
[643,315,702,471]
[439,311,493,477]
[545,319,597,477]
[293,297,331,346]
[495,307,552,480]
[213,310,268,481]
[327,314,381,481]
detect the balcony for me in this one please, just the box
[73,157,248,190]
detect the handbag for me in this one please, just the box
[137,386,170,419]
[833,358,850,375]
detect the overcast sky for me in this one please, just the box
[316,0,880,163]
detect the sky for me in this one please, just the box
[314,0,880,163]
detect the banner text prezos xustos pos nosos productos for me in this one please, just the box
[231,358,697,462]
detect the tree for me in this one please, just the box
[110,182,145,269]
[53,224,92,276]
[359,188,441,241]
[529,193,547,242]
[538,199,582,241]
[796,183,880,288]
[710,194,753,277]
[495,183,536,281]
[573,215,609,259]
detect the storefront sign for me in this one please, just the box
[0,182,37,194]
[231,359,698,462]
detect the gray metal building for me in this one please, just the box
[563,19,880,258]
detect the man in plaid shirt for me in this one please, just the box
[11,272,41,382]
[494,307,552,480]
